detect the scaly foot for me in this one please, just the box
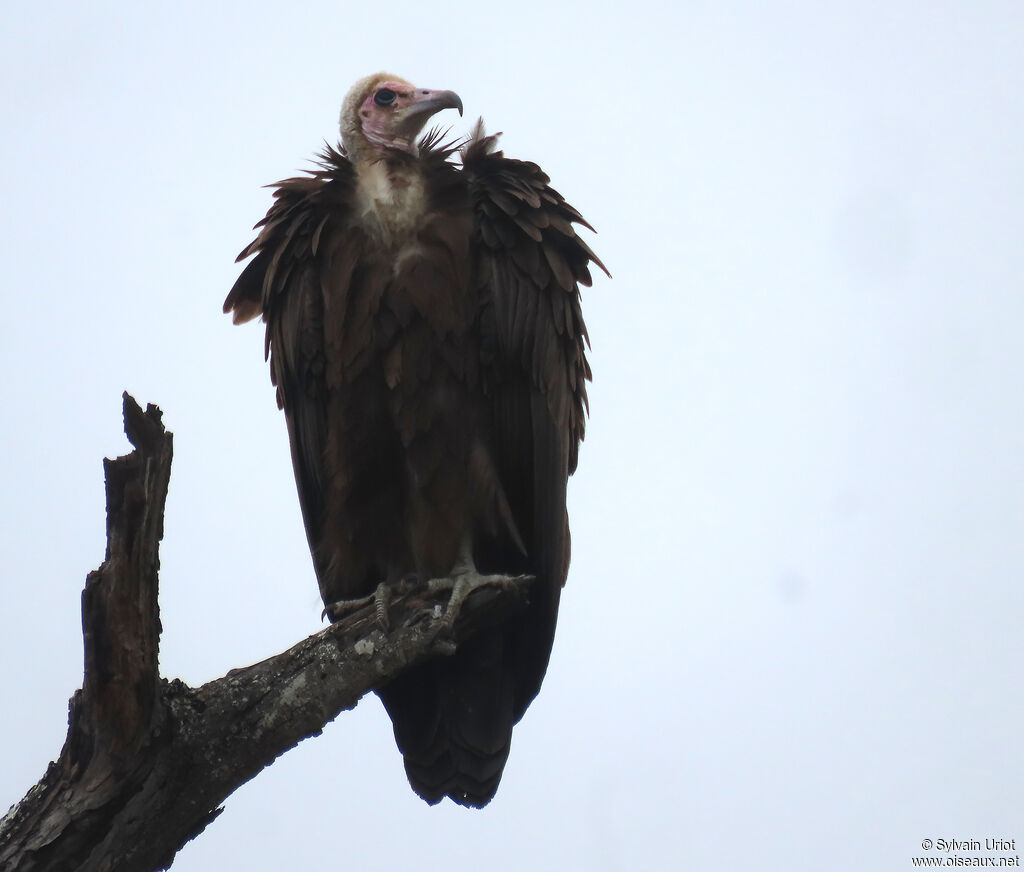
[322,576,417,629]
[426,570,528,628]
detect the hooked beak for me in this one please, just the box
[403,89,464,121]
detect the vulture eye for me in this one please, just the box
[374,88,397,107]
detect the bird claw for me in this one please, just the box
[322,571,523,631]
[426,570,525,628]
[322,581,393,630]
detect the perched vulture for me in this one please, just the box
[224,73,606,807]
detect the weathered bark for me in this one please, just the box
[0,394,532,872]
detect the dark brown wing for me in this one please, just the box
[223,146,356,577]
[376,129,607,808]
[462,122,608,714]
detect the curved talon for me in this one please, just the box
[427,571,523,627]
[322,581,392,629]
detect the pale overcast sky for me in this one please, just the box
[2,2,1023,870]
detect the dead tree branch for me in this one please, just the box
[0,394,532,872]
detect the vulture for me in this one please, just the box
[224,73,606,807]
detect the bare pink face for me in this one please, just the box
[358,79,463,154]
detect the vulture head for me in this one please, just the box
[340,73,463,162]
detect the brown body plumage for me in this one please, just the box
[224,74,606,806]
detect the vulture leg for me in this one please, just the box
[321,576,418,629]
[427,542,530,628]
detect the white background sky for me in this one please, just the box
[2,2,1023,870]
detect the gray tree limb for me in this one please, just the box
[0,394,532,872]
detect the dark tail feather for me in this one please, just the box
[377,634,515,807]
